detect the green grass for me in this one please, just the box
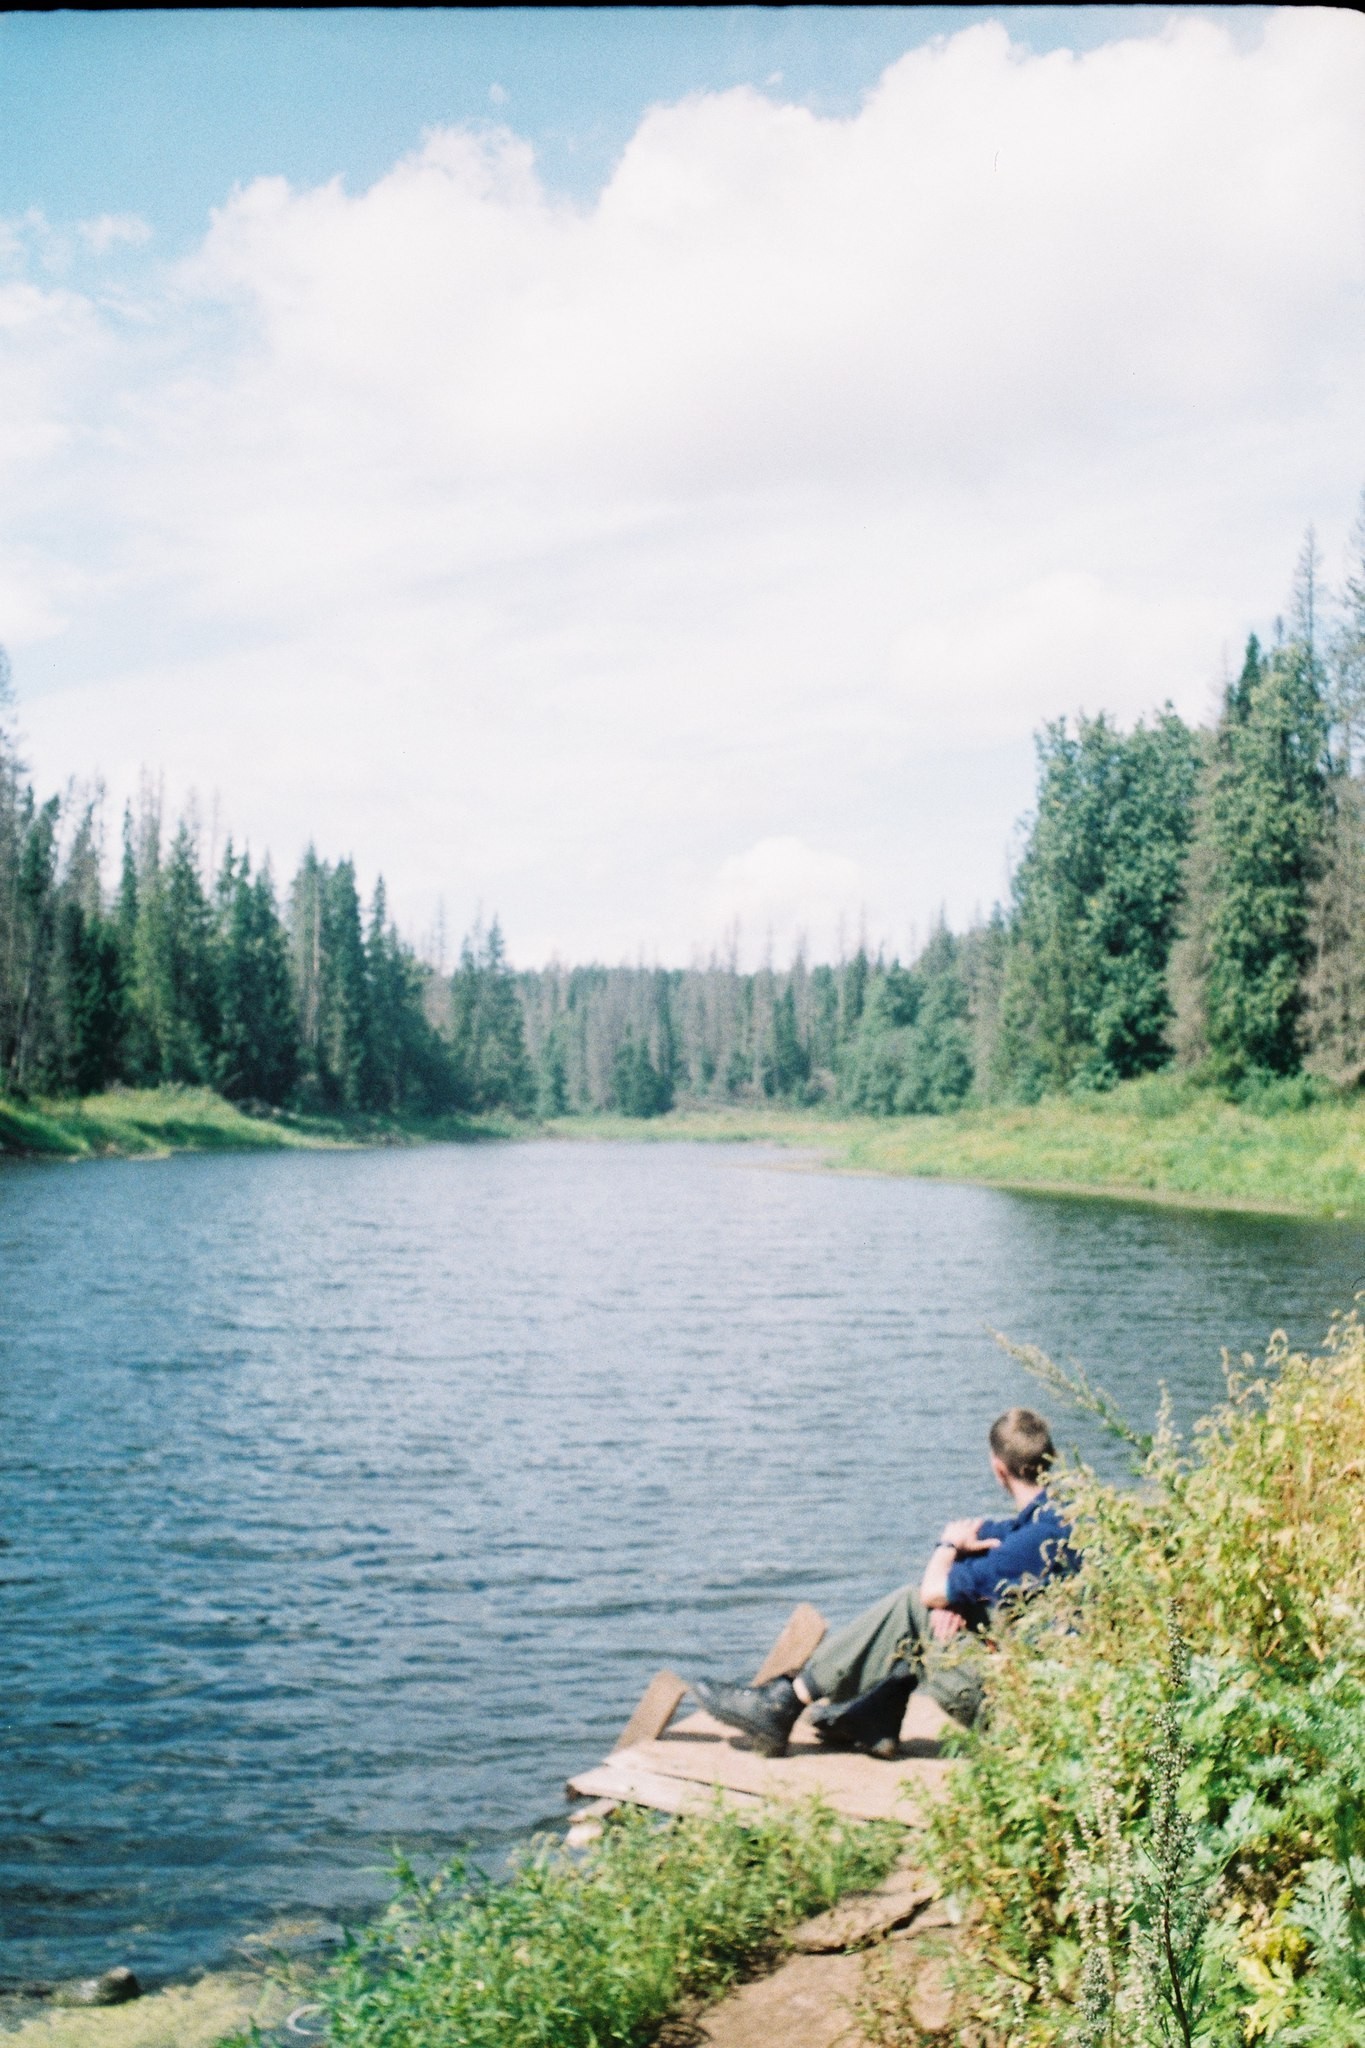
[545,1076,1365,1217]
[0,1086,510,1160]
[8,1076,1364,1217]
[308,1801,902,2048]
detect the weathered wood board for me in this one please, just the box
[751,1603,828,1685]
[567,1708,952,1828]
[613,1669,688,1751]
[567,1757,765,1817]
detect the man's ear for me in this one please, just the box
[989,1452,1011,1489]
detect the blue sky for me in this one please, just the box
[1,8,1247,240]
[1,7,1361,967]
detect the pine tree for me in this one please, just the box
[215,849,299,1103]
[116,805,138,954]
[1,791,60,1094]
[364,877,402,1110]
[763,983,811,1098]
[318,860,373,1110]
[364,880,460,1114]
[960,909,1008,1095]
[123,799,219,1085]
[1200,636,1330,1079]
[538,1021,570,1116]
[287,845,327,1101]
[995,710,1199,1096]
[838,929,973,1115]
[652,970,678,1112]
[53,801,125,1095]
[157,818,220,1082]
[840,948,869,1041]
[610,1028,671,1117]
[807,963,840,1077]
[449,918,534,1114]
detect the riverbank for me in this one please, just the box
[0,1087,511,1160]
[5,1076,1362,1220]
[545,1073,1365,1218]
[0,1972,291,2048]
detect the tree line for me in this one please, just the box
[3,504,1364,1120]
[517,509,1365,1114]
[0,677,531,1117]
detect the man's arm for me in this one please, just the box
[943,1500,1073,1614]
[919,1518,999,1639]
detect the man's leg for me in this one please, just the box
[690,1583,927,1757]
[805,1586,988,1730]
[691,1585,987,1756]
[802,1582,927,1704]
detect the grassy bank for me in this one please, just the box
[301,1802,901,2048]
[0,1087,509,1161]
[547,1074,1365,1217]
[6,1076,1364,1217]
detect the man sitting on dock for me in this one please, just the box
[693,1406,1075,1757]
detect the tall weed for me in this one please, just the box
[921,1312,1365,2045]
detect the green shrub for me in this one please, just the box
[921,1313,1365,2045]
[1229,1071,1333,1117]
[318,1799,901,2048]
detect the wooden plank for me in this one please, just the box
[567,1760,763,1817]
[613,1731,949,1826]
[613,1669,688,1752]
[752,1603,828,1685]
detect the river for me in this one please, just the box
[2,1137,1361,1987]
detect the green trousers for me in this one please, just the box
[804,1582,986,1727]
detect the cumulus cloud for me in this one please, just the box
[2,10,1363,964]
[77,214,152,255]
[702,837,872,967]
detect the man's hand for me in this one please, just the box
[939,1516,999,1555]
[929,1607,965,1643]
[921,1514,1002,1613]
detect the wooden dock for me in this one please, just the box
[566,1607,956,1832]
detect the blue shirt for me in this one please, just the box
[945,1490,1077,1619]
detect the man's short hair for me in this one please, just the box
[989,1407,1056,1484]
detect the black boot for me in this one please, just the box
[808,1673,914,1757]
[691,1675,803,1757]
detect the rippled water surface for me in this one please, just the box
[3,1138,1363,1985]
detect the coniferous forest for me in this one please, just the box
[3,513,1364,1124]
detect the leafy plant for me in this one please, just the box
[313,1799,901,2048]
[907,1308,1365,2046]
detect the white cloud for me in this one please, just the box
[77,214,153,255]
[702,838,871,967]
[2,9,1363,964]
